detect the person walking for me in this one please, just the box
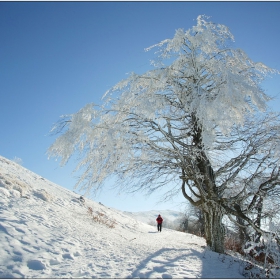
[156,214,163,232]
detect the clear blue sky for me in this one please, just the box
[1,2,280,212]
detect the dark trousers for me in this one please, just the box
[157,223,162,232]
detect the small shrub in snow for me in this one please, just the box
[12,183,27,197]
[224,235,243,255]
[87,207,116,229]
[33,189,52,202]
[12,157,23,166]
[87,207,93,215]
[79,196,85,206]
[0,177,29,198]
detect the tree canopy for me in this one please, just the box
[49,16,280,253]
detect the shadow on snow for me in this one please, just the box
[128,247,204,278]
[128,246,243,278]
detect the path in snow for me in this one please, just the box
[0,155,245,278]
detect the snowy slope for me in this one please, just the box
[0,155,245,278]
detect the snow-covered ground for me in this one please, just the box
[0,155,246,278]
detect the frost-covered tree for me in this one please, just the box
[185,203,205,237]
[48,16,280,253]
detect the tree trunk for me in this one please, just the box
[237,216,250,245]
[254,197,263,243]
[197,208,205,237]
[202,202,225,254]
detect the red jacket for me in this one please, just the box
[156,216,163,224]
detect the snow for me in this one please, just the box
[0,155,245,278]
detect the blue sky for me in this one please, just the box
[1,2,280,212]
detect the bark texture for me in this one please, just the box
[202,202,225,253]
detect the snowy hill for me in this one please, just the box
[0,155,245,278]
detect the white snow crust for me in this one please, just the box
[0,155,245,278]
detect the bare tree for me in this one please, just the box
[179,203,205,236]
[48,16,280,253]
